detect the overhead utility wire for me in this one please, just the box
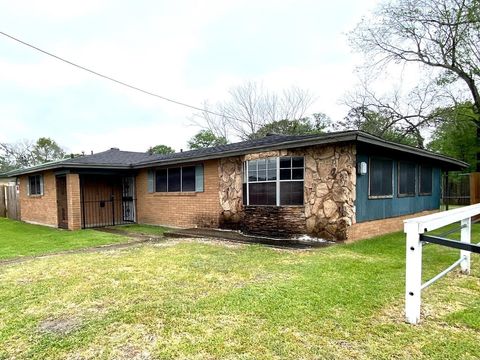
[0,31,235,120]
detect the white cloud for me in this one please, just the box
[0,0,387,151]
[0,0,109,20]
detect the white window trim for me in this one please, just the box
[244,156,304,206]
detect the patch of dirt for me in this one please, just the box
[116,345,152,360]
[38,317,82,335]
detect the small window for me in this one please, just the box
[398,162,416,197]
[369,158,393,198]
[249,182,276,205]
[280,181,304,205]
[419,166,433,195]
[181,166,196,192]
[167,168,181,192]
[28,174,43,196]
[155,165,201,193]
[155,169,167,192]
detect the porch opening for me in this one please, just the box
[80,174,136,229]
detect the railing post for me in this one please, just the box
[405,222,422,324]
[460,217,471,274]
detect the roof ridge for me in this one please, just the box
[3,130,467,177]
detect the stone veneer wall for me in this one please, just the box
[243,206,306,237]
[218,157,244,229]
[218,144,356,240]
[303,144,356,240]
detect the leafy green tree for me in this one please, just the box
[187,130,227,149]
[338,106,419,146]
[250,113,332,139]
[147,144,175,155]
[349,0,480,168]
[428,103,478,171]
[33,137,65,164]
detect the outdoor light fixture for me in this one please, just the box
[357,161,367,175]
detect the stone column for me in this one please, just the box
[66,173,81,230]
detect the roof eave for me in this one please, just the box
[6,163,133,177]
[355,133,468,170]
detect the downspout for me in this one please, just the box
[445,171,449,211]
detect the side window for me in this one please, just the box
[398,162,416,197]
[28,174,43,196]
[154,165,202,193]
[279,156,304,205]
[243,156,304,206]
[419,166,433,195]
[369,158,393,198]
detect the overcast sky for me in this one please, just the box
[0,0,380,154]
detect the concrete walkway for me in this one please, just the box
[164,228,331,249]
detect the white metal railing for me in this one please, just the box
[403,204,480,324]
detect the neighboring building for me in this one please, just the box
[0,177,15,186]
[3,131,467,241]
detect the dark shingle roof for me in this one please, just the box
[4,148,157,176]
[135,133,325,165]
[64,149,158,166]
[4,130,468,177]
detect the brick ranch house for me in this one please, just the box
[4,130,467,241]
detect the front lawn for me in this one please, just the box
[106,223,169,236]
[0,218,131,260]
[0,225,479,359]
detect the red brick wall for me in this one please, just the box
[347,210,439,242]
[19,171,58,227]
[136,160,221,228]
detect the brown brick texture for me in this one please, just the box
[136,160,221,228]
[347,210,439,242]
[19,171,58,227]
[66,173,81,230]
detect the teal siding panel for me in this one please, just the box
[355,153,441,223]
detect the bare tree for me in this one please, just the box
[193,81,315,140]
[0,140,36,171]
[0,137,66,172]
[341,78,444,147]
[348,0,480,167]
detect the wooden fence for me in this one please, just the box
[0,185,20,220]
[0,185,5,217]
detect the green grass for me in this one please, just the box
[0,218,130,260]
[0,222,479,359]
[108,224,169,236]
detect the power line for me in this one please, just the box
[0,30,234,120]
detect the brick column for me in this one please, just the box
[66,173,81,230]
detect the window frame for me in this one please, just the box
[368,157,394,199]
[419,165,433,196]
[28,174,43,196]
[154,165,198,193]
[397,161,417,198]
[243,156,304,206]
